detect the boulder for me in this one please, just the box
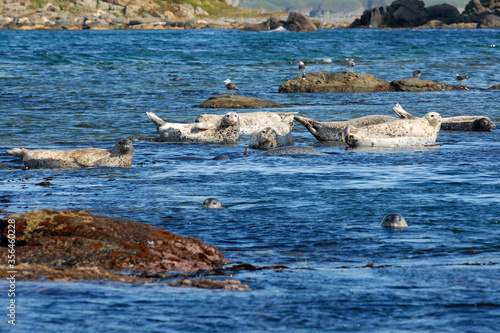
[199,94,288,109]
[278,72,392,93]
[462,0,500,23]
[479,14,500,28]
[391,0,428,27]
[283,11,317,32]
[426,3,461,24]
[350,0,464,28]
[0,209,228,277]
[390,78,449,91]
[242,12,316,32]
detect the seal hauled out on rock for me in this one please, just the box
[381,214,408,228]
[6,139,133,169]
[196,111,297,135]
[249,127,295,150]
[294,114,398,142]
[343,111,441,147]
[147,111,240,143]
[202,198,223,209]
[393,103,496,131]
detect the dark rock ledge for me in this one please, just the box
[0,209,251,289]
[278,72,499,93]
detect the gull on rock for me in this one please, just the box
[224,79,239,95]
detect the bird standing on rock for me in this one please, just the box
[413,70,421,79]
[298,61,306,77]
[456,74,469,85]
[345,58,355,72]
[224,79,239,96]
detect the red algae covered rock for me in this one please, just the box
[0,209,228,280]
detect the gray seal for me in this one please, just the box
[263,146,323,156]
[294,115,398,142]
[249,127,295,150]
[202,198,223,209]
[393,103,495,131]
[147,111,240,143]
[6,139,133,169]
[381,214,408,228]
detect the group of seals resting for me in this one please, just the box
[6,139,133,169]
[7,106,495,169]
[295,103,495,148]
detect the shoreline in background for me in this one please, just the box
[0,0,497,31]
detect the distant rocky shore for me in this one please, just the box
[0,0,499,30]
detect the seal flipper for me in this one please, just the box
[343,125,359,145]
[294,115,319,136]
[393,103,417,120]
[146,112,167,130]
[193,122,213,131]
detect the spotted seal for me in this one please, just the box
[249,127,295,150]
[196,112,297,135]
[147,111,240,143]
[343,111,441,147]
[263,146,323,156]
[6,139,133,169]
[393,103,495,131]
[294,114,398,142]
[381,214,408,228]
[202,198,223,209]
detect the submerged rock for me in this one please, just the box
[199,94,288,109]
[0,209,228,280]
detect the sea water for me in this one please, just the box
[0,28,499,332]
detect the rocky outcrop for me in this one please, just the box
[279,72,471,93]
[0,209,228,278]
[462,0,500,23]
[242,11,317,32]
[479,14,500,28]
[279,72,392,93]
[350,0,500,29]
[389,78,449,91]
[199,94,288,109]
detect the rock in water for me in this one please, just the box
[0,209,228,279]
[199,94,288,109]
[279,72,392,93]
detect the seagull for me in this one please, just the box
[345,58,355,72]
[224,79,239,96]
[413,70,421,79]
[456,74,469,85]
[298,61,306,76]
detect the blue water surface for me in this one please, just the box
[0,28,499,332]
